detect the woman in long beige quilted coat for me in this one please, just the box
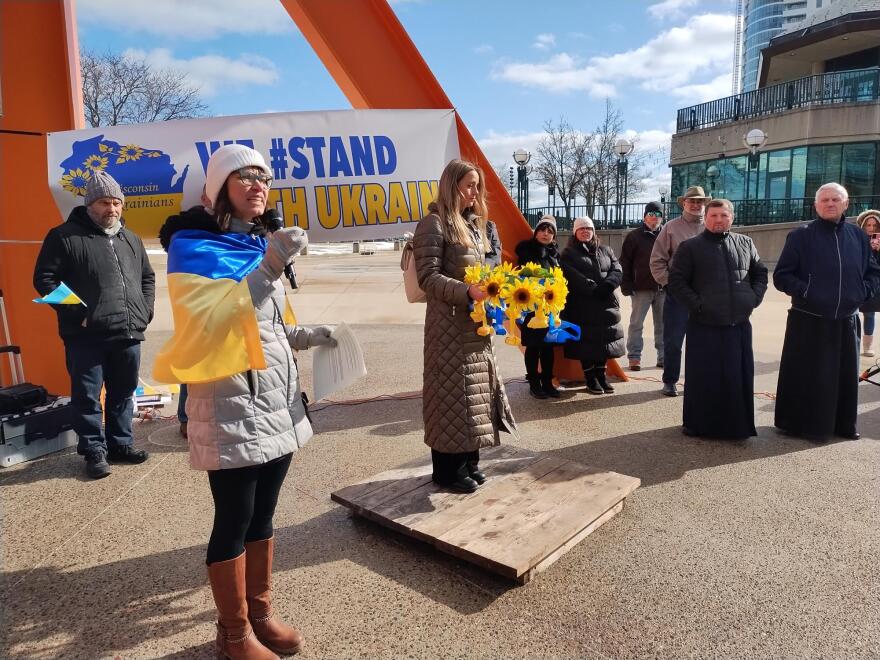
[413,159,517,493]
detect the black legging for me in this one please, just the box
[205,453,293,564]
[524,345,554,380]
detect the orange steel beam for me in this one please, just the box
[281,0,533,261]
[0,0,83,393]
[282,0,626,383]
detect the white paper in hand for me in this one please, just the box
[311,322,367,401]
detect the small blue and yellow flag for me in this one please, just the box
[33,282,86,306]
[153,229,296,385]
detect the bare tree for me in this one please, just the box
[81,51,209,127]
[532,117,591,220]
[580,100,648,214]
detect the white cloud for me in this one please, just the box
[493,13,734,99]
[670,72,733,102]
[474,44,494,55]
[648,0,699,19]
[533,33,556,50]
[477,130,546,169]
[77,0,295,38]
[123,49,279,96]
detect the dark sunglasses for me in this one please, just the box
[645,211,663,218]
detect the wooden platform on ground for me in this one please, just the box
[331,445,640,583]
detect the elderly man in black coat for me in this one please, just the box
[668,199,768,439]
[774,182,880,441]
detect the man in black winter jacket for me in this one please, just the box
[620,202,665,371]
[668,199,767,440]
[773,182,880,441]
[33,171,155,479]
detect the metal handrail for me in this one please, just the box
[676,67,880,133]
[525,196,880,230]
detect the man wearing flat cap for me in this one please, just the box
[34,170,155,479]
[649,185,710,396]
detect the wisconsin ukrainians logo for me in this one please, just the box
[59,135,189,236]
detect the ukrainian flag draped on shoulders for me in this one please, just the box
[153,229,294,384]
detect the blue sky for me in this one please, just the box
[76,0,737,201]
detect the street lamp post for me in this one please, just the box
[706,164,720,195]
[513,148,531,214]
[614,138,634,226]
[742,128,767,224]
[658,184,669,216]
[548,182,556,216]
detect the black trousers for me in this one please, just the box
[431,449,479,484]
[579,359,604,372]
[524,345,555,382]
[205,453,293,564]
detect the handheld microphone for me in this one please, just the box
[262,209,298,290]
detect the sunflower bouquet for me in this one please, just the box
[463,261,569,345]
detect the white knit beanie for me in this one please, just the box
[205,144,271,209]
[572,216,594,233]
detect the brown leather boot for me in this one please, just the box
[208,552,278,660]
[245,538,304,655]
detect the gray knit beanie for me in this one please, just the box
[84,170,124,206]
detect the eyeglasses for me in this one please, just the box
[236,168,273,189]
[645,211,663,218]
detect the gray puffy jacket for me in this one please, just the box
[177,219,320,471]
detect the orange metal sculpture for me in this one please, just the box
[1,0,620,392]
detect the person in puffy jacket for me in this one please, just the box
[774,182,880,441]
[33,170,154,480]
[413,159,517,494]
[668,199,768,439]
[156,144,336,658]
[857,209,880,357]
[515,214,561,398]
[560,216,625,395]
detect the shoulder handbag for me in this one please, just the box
[400,239,427,303]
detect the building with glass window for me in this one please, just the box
[672,0,880,224]
[740,0,834,92]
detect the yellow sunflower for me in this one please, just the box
[116,144,144,163]
[464,263,486,285]
[542,277,569,314]
[496,261,519,279]
[60,168,92,196]
[518,261,544,278]
[503,277,543,316]
[82,154,109,171]
[527,304,549,329]
[482,271,506,307]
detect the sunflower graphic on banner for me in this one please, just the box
[57,135,189,236]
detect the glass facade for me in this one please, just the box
[741,0,786,92]
[671,141,880,202]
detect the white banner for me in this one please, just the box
[47,109,460,241]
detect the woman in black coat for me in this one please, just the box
[515,215,561,399]
[560,216,625,395]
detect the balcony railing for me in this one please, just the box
[525,196,880,230]
[676,67,880,133]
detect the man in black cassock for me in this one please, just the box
[774,183,880,441]
[668,199,768,439]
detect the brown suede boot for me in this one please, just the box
[208,552,278,660]
[245,538,304,655]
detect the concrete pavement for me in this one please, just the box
[2,248,878,658]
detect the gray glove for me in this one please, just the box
[260,227,308,280]
[308,325,337,348]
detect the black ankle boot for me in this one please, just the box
[541,377,560,398]
[595,368,614,393]
[528,376,548,399]
[584,370,604,395]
